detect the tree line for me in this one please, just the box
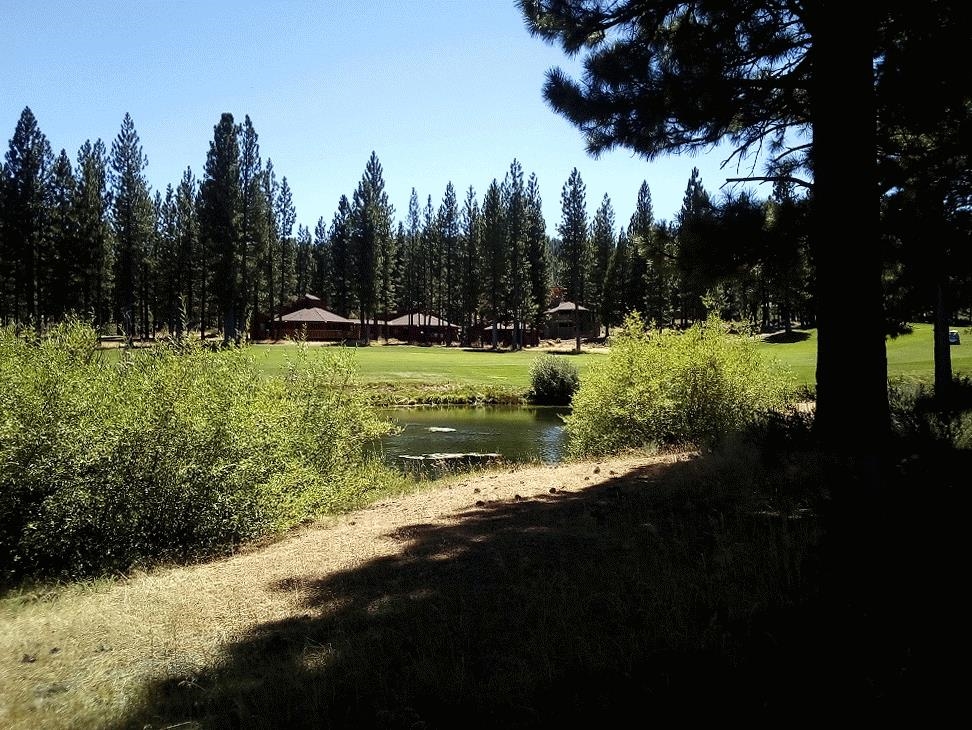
[1,105,824,348]
[1,102,967,354]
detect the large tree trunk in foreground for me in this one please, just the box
[809,4,891,452]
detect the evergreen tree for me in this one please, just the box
[398,188,423,334]
[74,139,113,327]
[420,194,439,337]
[110,112,154,342]
[199,112,243,344]
[557,166,588,351]
[519,0,892,445]
[674,167,715,326]
[437,181,460,343]
[294,223,314,297]
[459,185,481,345]
[174,168,199,336]
[275,175,297,331]
[350,152,393,343]
[588,192,615,336]
[238,115,266,338]
[154,184,181,333]
[328,195,355,318]
[525,173,550,335]
[1,107,53,325]
[602,228,631,334]
[504,159,530,349]
[46,149,77,322]
[481,179,507,348]
[311,216,333,306]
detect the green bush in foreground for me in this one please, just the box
[564,313,796,456]
[528,353,580,405]
[0,320,397,582]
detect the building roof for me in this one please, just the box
[278,307,357,324]
[545,301,590,314]
[385,312,457,328]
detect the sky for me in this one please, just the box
[1,0,760,238]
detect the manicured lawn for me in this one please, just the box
[757,322,972,388]
[250,343,605,391]
[101,322,971,397]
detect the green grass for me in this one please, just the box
[757,322,972,390]
[101,322,971,402]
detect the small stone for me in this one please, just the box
[609,470,616,475]
[349,521,356,526]
[21,654,36,663]
[473,487,480,493]
[514,494,523,501]
[593,466,601,474]
[49,647,60,654]
[475,500,485,507]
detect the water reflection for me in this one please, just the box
[374,405,570,467]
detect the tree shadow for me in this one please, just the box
[123,451,951,729]
[761,330,812,344]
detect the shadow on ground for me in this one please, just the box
[761,330,812,344]
[123,448,962,729]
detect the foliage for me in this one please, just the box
[0,319,396,583]
[528,353,580,405]
[564,312,796,456]
[888,375,972,449]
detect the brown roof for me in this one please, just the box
[385,313,457,328]
[278,307,356,324]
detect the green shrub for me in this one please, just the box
[0,320,398,583]
[564,313,796,457]
[528,353,580,405]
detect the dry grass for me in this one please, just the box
[1,454,684,729]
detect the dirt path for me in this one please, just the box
[0,452,691,729]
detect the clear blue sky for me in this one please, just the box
[2,0,757,237]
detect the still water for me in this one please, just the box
[374,405,570,466]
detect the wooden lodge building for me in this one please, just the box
[543,301,600,341]
[259,294,359,342]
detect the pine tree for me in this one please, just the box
[294,224,314,298]
[437,181,460,343]
[328,195,355,318]
[588,192,615,336]
[674,167,715,326]
[46,149,77,322]
[557,167,588,351]
[504,159,530,349]
[602,228,631,334]
[350,152,394,343]
[525,173,549,335]
[199,112,243,344]
[481,179,506,348]
[238,115,266,338]
[275,175,297,332]
[1,107,53,325]
[174,168,199,336]
[459,185,481,345]
[74,139,113,327]
[311,216,333,307]
[110,113,154,342]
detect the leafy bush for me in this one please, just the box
[528,353,580,405]
[0,320,398,583]
[564,313,796,456]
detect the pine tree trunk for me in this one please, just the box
[809,4,890,453]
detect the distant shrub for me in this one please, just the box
[529,353,580,405]
[564,313,796,457]
[0,319,397,583]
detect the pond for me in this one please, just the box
[373,405,571,469]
